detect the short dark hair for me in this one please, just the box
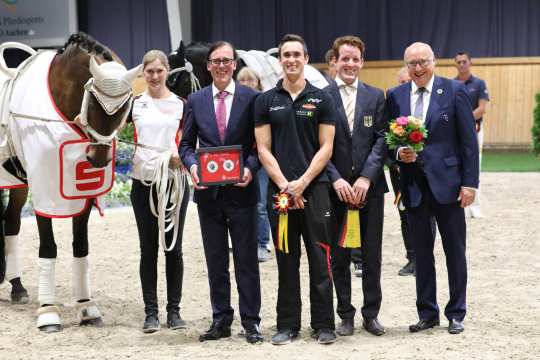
[455,51,471,60]
[324,49,335,64]
[278,34,308,58]
[207,41,238,61]
[332,35,366,61]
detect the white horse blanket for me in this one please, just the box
[0,50,114,217]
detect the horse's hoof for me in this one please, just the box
[39,324,63,333]
[80,317,104,327]
[11,289,29,304]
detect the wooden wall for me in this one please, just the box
[316,58,540,149]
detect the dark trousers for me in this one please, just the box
[331,193,384,321]
[131,177,190,315]
[197,190,261,328]
[407,182,467,322]
[267,182,335,331]
[389,165,415,260]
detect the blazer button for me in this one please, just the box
[352,166,355,171]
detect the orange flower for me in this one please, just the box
[393,126,405,136]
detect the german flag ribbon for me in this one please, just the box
[273,192,293,254]
[338,202,363,248]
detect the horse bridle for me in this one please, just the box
[167,59,202,94]
[79,78,133,147]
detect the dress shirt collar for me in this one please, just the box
[411,75,434,95]
[212,81,236,98]
[335,76,358,90]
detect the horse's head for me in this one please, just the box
[82,57,141,168]
[167,41,212,98]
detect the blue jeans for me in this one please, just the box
[256,169,270,248]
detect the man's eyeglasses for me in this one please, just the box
[208,58,235,66]
[406,58,433,69]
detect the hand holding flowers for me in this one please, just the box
[385,115,428,152]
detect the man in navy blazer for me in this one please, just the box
[325,36,388,337]
[386,42,479,335]
[179,41,262,344]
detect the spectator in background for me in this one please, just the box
[454,52,490,218]
[387,66,416,276]
[236,67,271,262]
[320,49,337,83]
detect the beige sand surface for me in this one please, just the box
[0,172,539,359]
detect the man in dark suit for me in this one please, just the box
[386,42,479,335]
[179,41,263,344]
[325,36,388,337]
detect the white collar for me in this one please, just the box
[212,81,236,97]
[335,76,358,89]
[411,75,434,94]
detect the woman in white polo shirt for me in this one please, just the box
[129,50,189,333]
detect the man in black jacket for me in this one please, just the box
[325,35,388,337]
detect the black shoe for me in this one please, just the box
[271,329,299,345]
[363,318,385,336]
[143,314,160,333]
[244,324,264,344]
[353,262,363,277]
[336,318,354,336]
[313,328,337,345]
[409,318,440,333]
[167,311,187,330]
[398,260,416,276]
[448,319,464,334]
[199,321,231,342]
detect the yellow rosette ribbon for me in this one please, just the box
[273,192,293,254]
[338,202,364,248]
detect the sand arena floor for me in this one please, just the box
[0,172,538,359]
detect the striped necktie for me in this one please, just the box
[341,85,356,133]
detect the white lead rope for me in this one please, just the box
[140,151,187,252]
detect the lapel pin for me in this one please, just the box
[436,88,443,95]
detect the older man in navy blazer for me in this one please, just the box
[386,42,479,335]
[325,36,388,337]
[180,41,262,344]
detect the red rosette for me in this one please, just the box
[273,192,293,213]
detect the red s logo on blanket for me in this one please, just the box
[59,139,115,200]
[75,161,105,191]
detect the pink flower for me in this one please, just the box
[396,116,409,126]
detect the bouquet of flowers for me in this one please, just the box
[385,115,428,152]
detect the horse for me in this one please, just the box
[165,41,329,98]
[0,32,140,333]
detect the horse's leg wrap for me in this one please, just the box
[36,305,62,330]
[38,258,56,305]
[72,256,103,326]
[72,256,91,301]
[5,235,21,281]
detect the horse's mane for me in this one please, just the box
[58,32,113,61]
